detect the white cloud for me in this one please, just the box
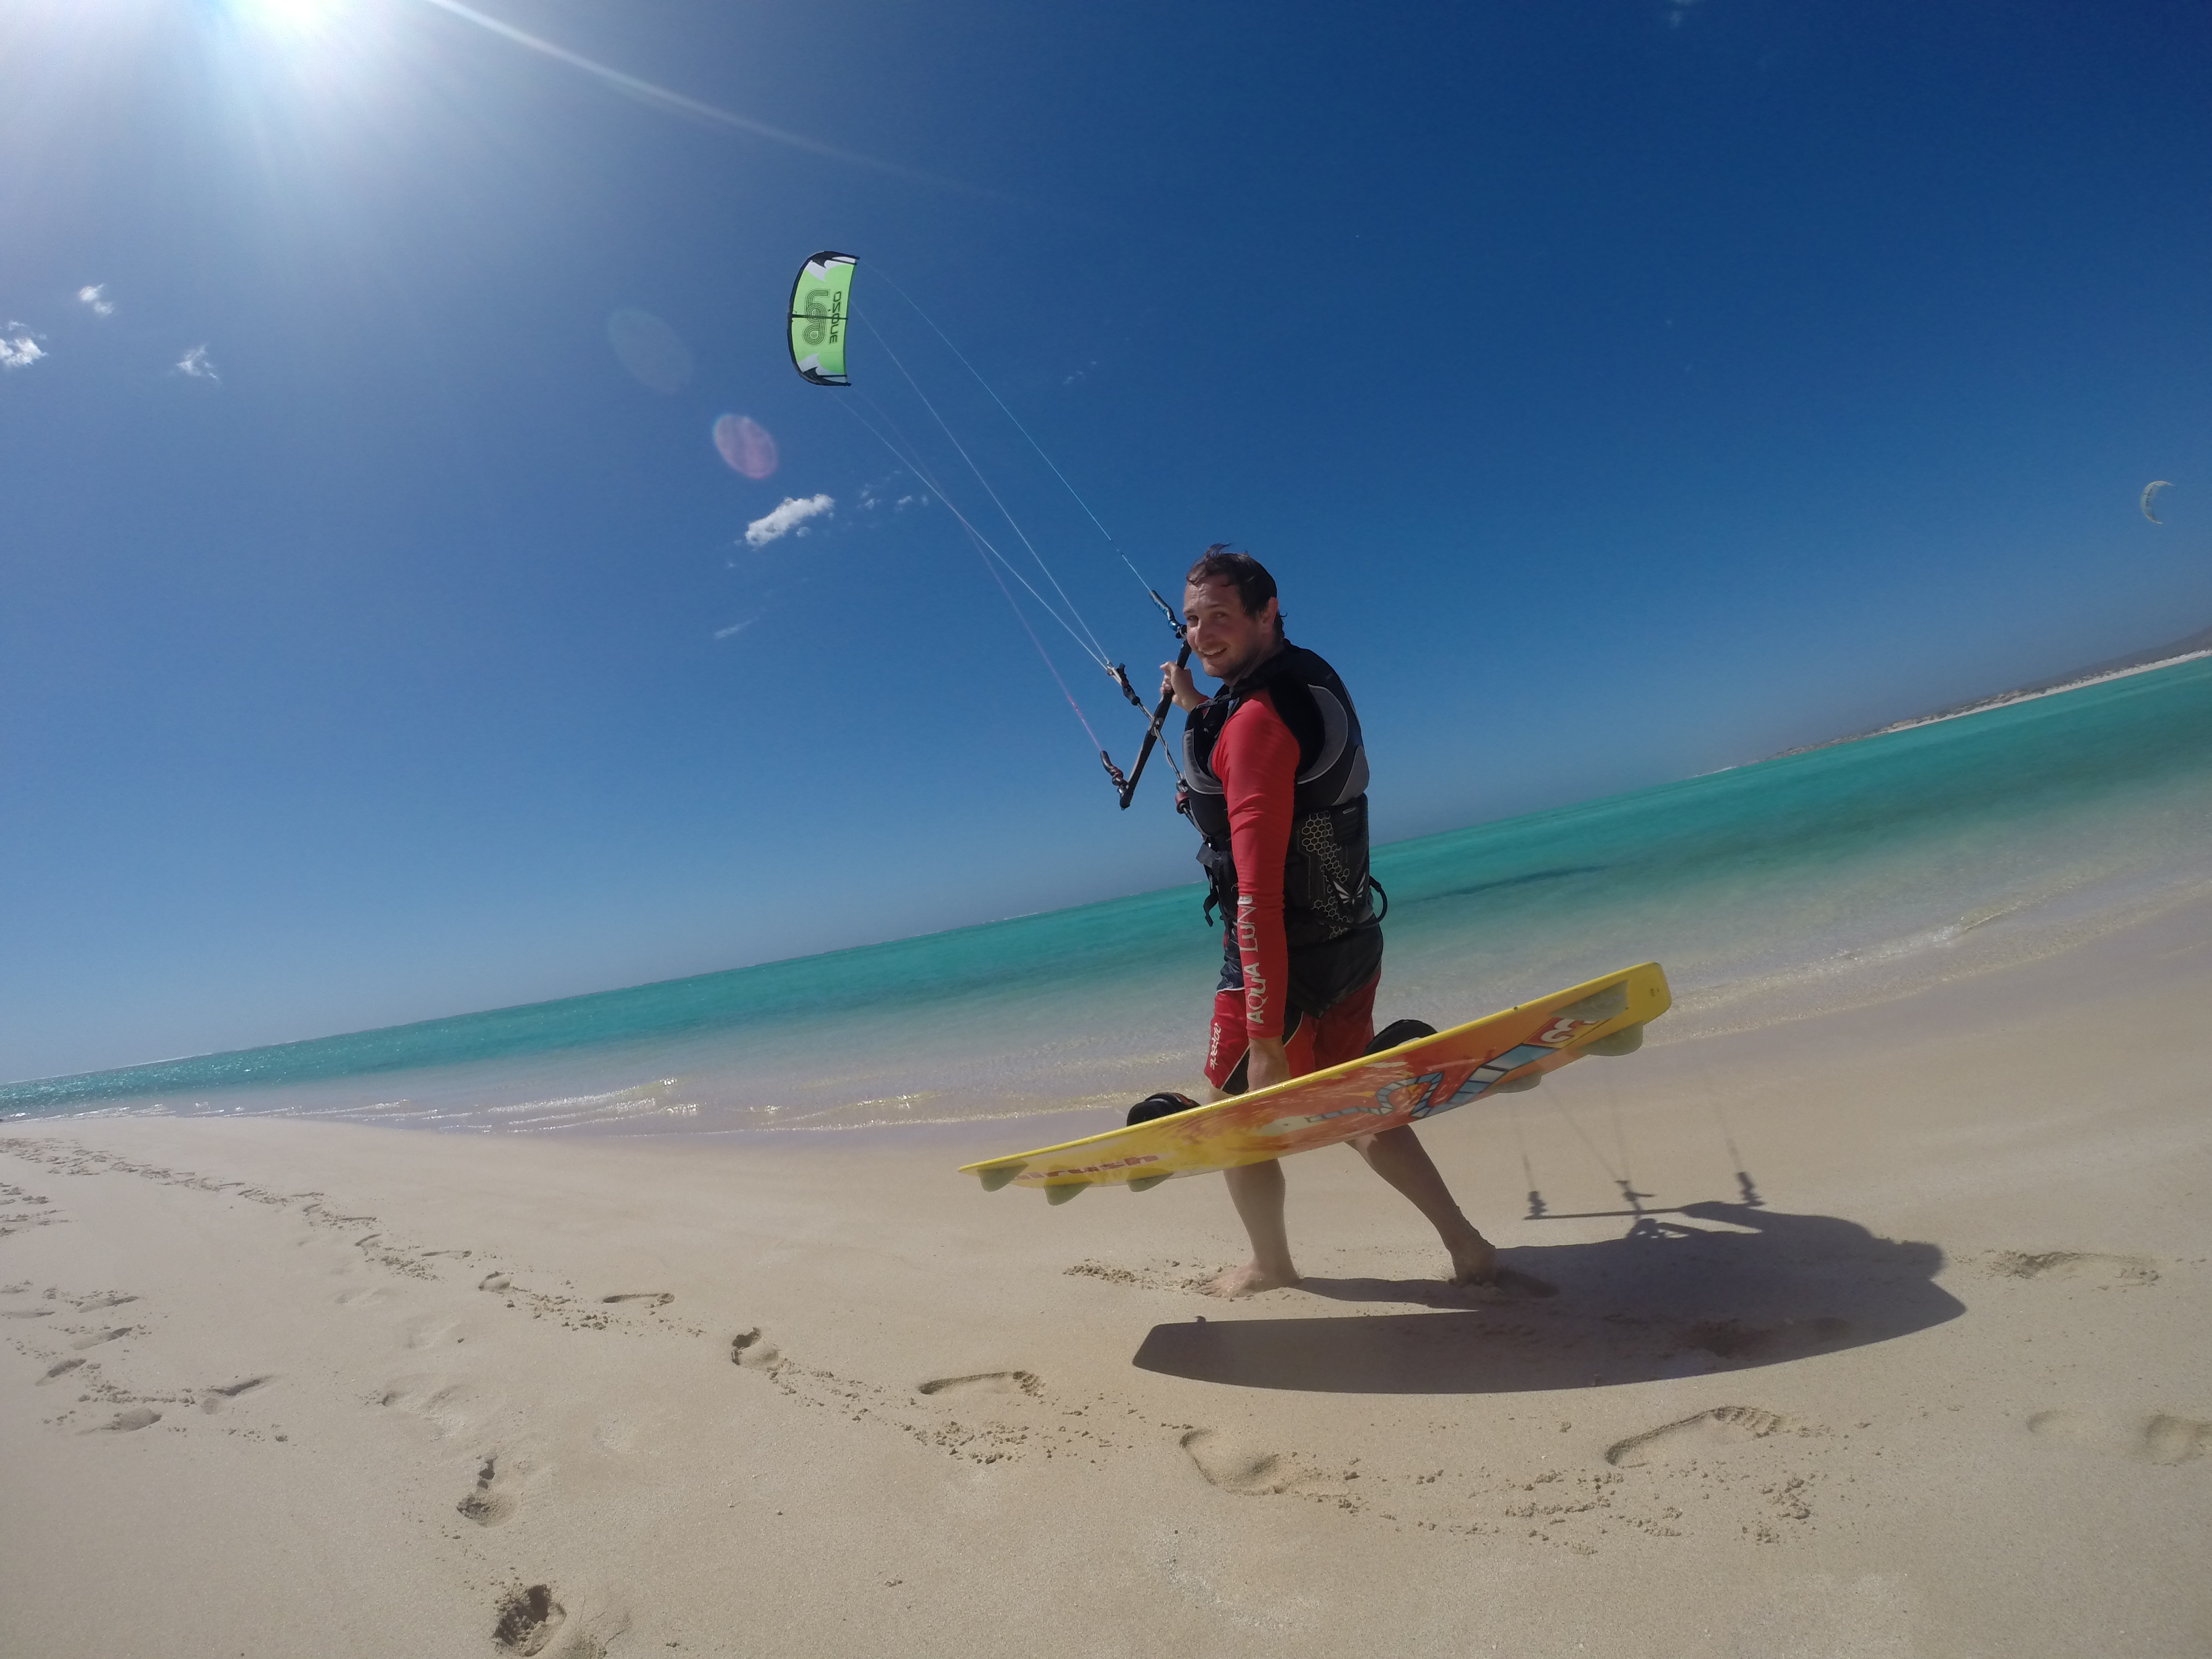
[855,468,916,513]
[744,493,834,549]
[175,344,220,382]
[1,326,44,371]
[77,285,114,317]
[712,615,761,640]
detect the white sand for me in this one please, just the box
[3,898,2209,1657]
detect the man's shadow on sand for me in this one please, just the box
[1131,1203,1964,1394]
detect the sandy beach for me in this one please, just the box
[3,894,2208,1658]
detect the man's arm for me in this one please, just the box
[1217,693,1300,1087]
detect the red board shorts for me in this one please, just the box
[1205,969,1380,1095]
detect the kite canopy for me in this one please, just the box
[789,251,857,386]
[2141,479,2173,524]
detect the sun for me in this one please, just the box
[221,0,351,43]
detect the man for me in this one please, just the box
[1163,546,1498,1297]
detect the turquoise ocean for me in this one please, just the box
[7,657,2209,1137]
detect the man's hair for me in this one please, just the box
[1185,545,1282,634]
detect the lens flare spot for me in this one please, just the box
[606,308,693,394]
[714,415,779,480]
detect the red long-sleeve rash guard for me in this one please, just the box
[1215,689,1301,1041]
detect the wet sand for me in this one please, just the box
[3,896,2208,1657]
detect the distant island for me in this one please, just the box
[1771,621,2212,759]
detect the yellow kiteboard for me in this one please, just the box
[961,962,1671,1199]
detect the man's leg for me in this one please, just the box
[1350,1127,1496,1284]
[1208,1160,1299,1296]
[1202,992,1313,1297]
[1312,974,1497,1285]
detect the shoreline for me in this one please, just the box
[1761,645,2212,761]
[12,646,2206,1126]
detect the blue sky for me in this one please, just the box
[4,0,2209,1082]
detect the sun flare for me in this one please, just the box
[223,0,351,43]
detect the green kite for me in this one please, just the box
[789,251,857,386]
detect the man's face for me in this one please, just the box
[1183,580,1280,684]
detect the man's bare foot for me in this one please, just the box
[1203,1260,1300,1298]
[1446,1230,1498,1285]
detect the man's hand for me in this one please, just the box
[1162,658,1205,711]
[1243,1035,1292,1093]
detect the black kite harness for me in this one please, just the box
[1179,642,1385,1016]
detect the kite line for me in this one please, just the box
[787,249,1186,804]
[868,264,1160,607]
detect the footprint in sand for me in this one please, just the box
[72,1292,138,1311]
[2028,1410,2211,1465]
[200,1376,273,1415]
[1180,1428,1318,1496]
[1606,1405,1793,1467]
[478,1273,513,1292]
[1065,1261,1150,1288]
[376,1376,494,1439]
[38,1358,86,1385]
[730,1329,783,1371]
[1,1308,54,1319]
[492,1584,565,1656]
[70,1327,134,1350]
[458,1452,520,1526]
[83,1407,161,1434]
[916,1371,1041,1399]
[1987,1250,2158,1287]
[598,1292,673,1307]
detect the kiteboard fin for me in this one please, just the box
[1585,1023,1645,1056]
